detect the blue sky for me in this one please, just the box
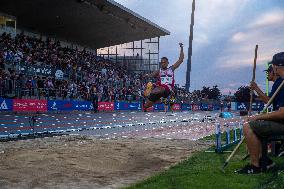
[115,0,284,94]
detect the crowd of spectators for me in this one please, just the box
[0,32,193,104]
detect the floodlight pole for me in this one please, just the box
[185,0,195,92]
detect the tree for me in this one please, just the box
[201,86,210,99]
[209,85,221,100]
[234,86,251,102]
[191,89,201,101]
[200,85,221,100]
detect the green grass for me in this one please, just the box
[125,139,284,189]
[202,129,242,142]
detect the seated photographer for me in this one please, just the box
[250,64,278,108]
[236,52,284,174]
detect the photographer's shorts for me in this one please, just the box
[249,120,284,138]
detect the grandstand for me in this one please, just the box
[0,0,171,73]
[0,0,176,102]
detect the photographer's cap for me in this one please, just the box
[272,52,284,66]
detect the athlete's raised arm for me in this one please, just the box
[172,43,184,70]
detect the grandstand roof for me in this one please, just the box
[0,0,170,49]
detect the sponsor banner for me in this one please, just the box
[48,100,74,111]
[115,102,128,110]
[128,102,142,110]
[98,102,114,111]
[191,104,200,111]
[181,104,191,111]
[19,65,65,78]
[114,102,141,110]
[236,102,249,111]
[0,98,13,111]
[172,104,181,111]
[74,101,93,111]
[114,102,142,110]
[200,104,208,111]
[20,65,53,76]
[154,103,164,111]
[200,104,214,111]
[252,102,264,111]
[236,102,264,111]
[213,105,221,111]
[13,99,47,112]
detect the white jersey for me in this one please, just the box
[158,66,174,91]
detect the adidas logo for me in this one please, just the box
[247,169,254,174]
[51,102,57,110]
[0,100,8,110]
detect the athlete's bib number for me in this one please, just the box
[161,76,173,85]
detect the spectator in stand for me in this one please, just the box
[227,102,231,112]
[91,86,98,113]
[220,101,224,112]
[36,76,45,99]
[25,76,33,98]
[45,77,54,99]
[68,81,77,99]
[0,69,4,96]
[0,51,4,69]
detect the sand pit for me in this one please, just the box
[0,135,212,189]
